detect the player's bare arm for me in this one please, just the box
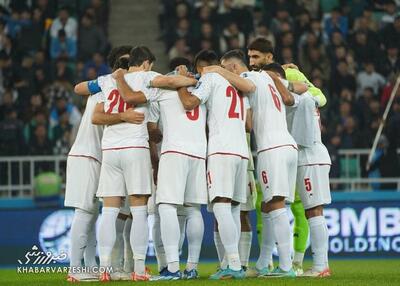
[147,122,163,144]
[266,71,295,106]
[92,102,144,125]
[113,69,148,105]
[203,65,256,93]
[150,74,197,89]
[74,81,90,95]
[246,108,252,132]
[177,87,201,110]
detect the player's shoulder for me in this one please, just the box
[91,91,106,102]
[97,73,114,88]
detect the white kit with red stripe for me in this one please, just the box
[65,92,104,212]
[192,72,249,159]
[192,72,249,204]
[148,87,208,205]
[97,72,158,151]
[242,71,298,203]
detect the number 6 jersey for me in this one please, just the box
[242,71,297,153]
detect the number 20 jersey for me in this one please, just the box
[242,71,296,153]
[191,72,248,158]
[97,73,154,150]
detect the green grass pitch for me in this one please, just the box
[0,259,399,286]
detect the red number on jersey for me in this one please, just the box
[106,89,131,114]
[268,84,281,112]
[226,86,244,120]
[304,178,312,192]
[261,171,268,185]
[186,106,200,121]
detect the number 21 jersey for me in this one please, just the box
[192,72,248,158]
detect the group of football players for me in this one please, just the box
[64,36,331,282]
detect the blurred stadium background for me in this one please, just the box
[0,0,399,269]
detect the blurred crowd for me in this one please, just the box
[0,0,110,156]
[160,0,400,180]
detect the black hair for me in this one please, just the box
[169,57,191,71]
[221,49,247,66]
[193,49,219,69]
[247,37,274,54]
[107,45,133,68]
[129,46,156,67]
[262,63,286,79]
[114,57,129,70]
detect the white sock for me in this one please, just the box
[98,207,119,267]
[153,212,167,271]
[111,217,125,270]
[256,212,275,270]
[130,206,149,275]
[159,204,180,273]
[177,207,187,252]
[231,204,241,240]
[270,208,292,272]
[239,231,252,267]
[308,216,329,271]
[185,206,204,271]
[84,220,98,267]
[69,208,96,267]
[213,231,225,266]
[213,203,241,271]
[123,218,134,272]
[293,251,304,265]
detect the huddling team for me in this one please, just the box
[64,37,332,282]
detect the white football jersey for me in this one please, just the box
[192,72,248,158]
[148,88,207,158]
[69,92,104,162]
[242,71,296,153]
[98,71,158,150]
[287,93,331,166]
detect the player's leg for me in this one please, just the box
[110,206,131,281]
[83,216,98,268]
[152,209,168,273]
[177,206,187,253]
[123,215,134,273]
[123,148,153,281]
[255,202,275,273]
[239,211,252,270]
[298,165,331,277]
[65,156,100,281]
[97,196,122,281]
[209,155,246,279]
[184,205,203,277]
[258,148,297,277]
[291,191,309,275]
[155,153,188,280]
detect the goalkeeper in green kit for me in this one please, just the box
[246,37,329,277]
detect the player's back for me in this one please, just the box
[69,92,104,161]
[98,73,149,150]
[243,70,296,152]
[193,72,248,158]
[156,88,207,158]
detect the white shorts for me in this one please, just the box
[296,164,331,209]
[257,146,298,203]
[97,148,152,197]
[156,153,207,205]
[207,155,248,204]
[64,156,101,213]
[240,170,257,211]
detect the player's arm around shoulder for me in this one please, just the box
[74,79,101,96]
[177,86,201,110]
[92,102,144,125]
[204,65,256,94]
[113,69,147,105]
[266,71,295,106]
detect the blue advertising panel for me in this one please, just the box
[1,199,399,266]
